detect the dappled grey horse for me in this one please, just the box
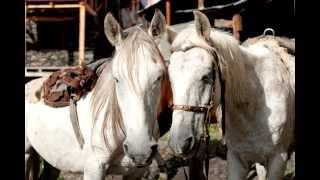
[167,11,294,180]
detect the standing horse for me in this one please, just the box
[167,11,294,180]
[25,10,171,180]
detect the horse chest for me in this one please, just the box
[225,108,277,155]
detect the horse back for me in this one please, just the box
[25,77,47,104]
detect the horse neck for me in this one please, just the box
[210,33,257,109]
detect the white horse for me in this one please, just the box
[167,11,294,180]
[25,11,171,180]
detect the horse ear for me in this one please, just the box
[166,26,177,44]
[148,9,166,39]
[193,11,211,40]
[104,12,123,46]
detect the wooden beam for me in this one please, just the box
[27,16,75,22]
[232,13,242,40]
[165,0,171,25]
[26,4,81,9]
[85,4,97,16]
[26,2,96,16]
[214,19,233,29]
[176,0,247,14]
[79,2,86,67]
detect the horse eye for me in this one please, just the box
[201,75,211,83]
[156,75,163,82]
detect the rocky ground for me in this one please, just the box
[57,125,295,180]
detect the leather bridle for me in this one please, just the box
[170,46,225,180]
[170,47,222,134]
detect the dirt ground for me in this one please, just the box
[59,137,294,180]
[60,157,227,180]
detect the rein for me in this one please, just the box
[170,47,226,180]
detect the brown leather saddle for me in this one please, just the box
[42,66,97,107]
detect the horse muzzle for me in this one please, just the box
[169,135,197,157]
[123,140,158,167]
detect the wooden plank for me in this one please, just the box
[27,16,75,22]
[26,0,80,3]
[25,66,69,77]
[85,3,97,16]
[26,1,96,16]
[165,0,171,25]
[198,0,204,9]
[26,4,81,9]
[175,0,247,14]
[25,72,51,77]
[232,13,242,40]
[214,19,233,29]
[26,66,70,70]
[78,2,86,67]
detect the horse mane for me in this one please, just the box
[90,26,167,150]
[90,61,124,150]
[171,26,251,106]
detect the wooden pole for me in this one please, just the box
[79,2,86,67]
[198,0,204,9]
[232,13,242,40]
[26,3,96,16]
[165,0,171,25]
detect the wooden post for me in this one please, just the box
[198,0,204,9]
[79,2,86,67]
[232,13,242,40]
[165,0,171,25]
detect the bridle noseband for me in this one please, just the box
[171,104,212,113]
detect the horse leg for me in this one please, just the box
[144,159,162,180]
[26,134,40,180]
[39,161,60,180]
[123,167,149,180]
[255,163,267,180]
[153,151,168,179]
[266,152,288,180]
[189,157,205,180]
[227,150,248,180]
[25,148,40,180]
[83,156,107,180]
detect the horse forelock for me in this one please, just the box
[113,27,166,95]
